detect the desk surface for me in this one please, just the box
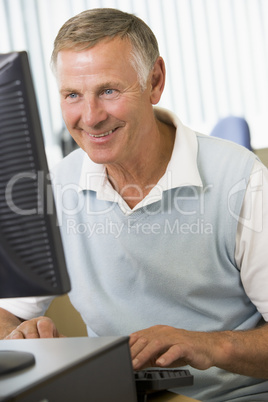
[0,337,137,402]
[0,338,198,402]
[0,337,125,394]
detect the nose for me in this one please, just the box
[81,96,108,128]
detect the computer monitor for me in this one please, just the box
[0,51,71,374]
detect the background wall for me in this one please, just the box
[46,295,87,337]
[0,0,268,166]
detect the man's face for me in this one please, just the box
[56,37,156,167]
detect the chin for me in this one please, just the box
[84,150,116,166]
[82,143,122,166]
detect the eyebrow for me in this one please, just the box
[60,87,77,95]
[59,81,123,95]
[96,81,122,91]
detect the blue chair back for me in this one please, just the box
[210,116,252,150]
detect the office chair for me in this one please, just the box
[210,116,252,150]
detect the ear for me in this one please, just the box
[150,57,166,105]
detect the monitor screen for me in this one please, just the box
[0,51,70,298]
[0,50,71,375]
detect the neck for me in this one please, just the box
[106,118,175,209]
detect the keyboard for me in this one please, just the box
[134,369,193,401]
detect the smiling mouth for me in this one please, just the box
[88,128,116,138]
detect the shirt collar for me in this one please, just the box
[78,107,203,209]
[154,107,203,190]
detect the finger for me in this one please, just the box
[132,338,168,370]
[16,317,57,339]
[15,321,40,339]
[130,336,149,360]
[5,330,25,340]
[156,344,185,367]
[129,333,139,347]
[36,318,60,338]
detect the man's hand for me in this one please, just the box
[4,316,64,339]
[129,323,268,379]
[129,325,215,371]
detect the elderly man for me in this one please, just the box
[1,8,268,401]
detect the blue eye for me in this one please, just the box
[100,88,119,100]
[68,93,78,99]
[104,89,114,95]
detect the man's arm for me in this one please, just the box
[0,308,23,339]
[130,323,268,379]
[0,308,63,339]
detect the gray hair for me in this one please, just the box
[51,8,160,89]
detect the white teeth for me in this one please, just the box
[89,129,114,138]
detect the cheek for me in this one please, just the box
[104,99,126,116]
[61,103,79,127]
[105,98,141,122]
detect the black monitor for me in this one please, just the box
[0,51,71,374]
